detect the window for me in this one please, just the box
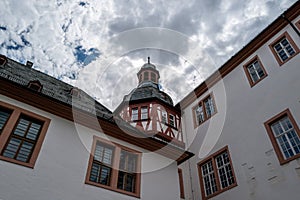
[89,142,114,186]
[269,32,299,65]
[118,150,138,192]
[0,101,50,168]
[131,107,138,121]
[144,71,149,81]
[151,72,156,82]
[141,106,148,120]
[197,146,237,199]
[86,136,141,197]
[169,114,175,128]
[161,111,167,124]
[0,108,12,134]
[0,55,7,66]
[264,109,300,165]
[27,80,43,92]
[193,93,217,128]
[178,168,185,199]
[243,56,268,87]
[296,20,300,31]
[70,88,81,97]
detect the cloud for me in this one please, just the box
[0,0,297,110]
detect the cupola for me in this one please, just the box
[137,57,160,85]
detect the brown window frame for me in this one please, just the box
[264,109,300,165]
[197,146,237,200]
[192,93,217,128]
[85,136,141,198]
[178,168,185,199]
[269,31,300,66]
[0,55,7,66]
[243,55,268,87]
[296,20,300,31]
[0,101,50,168]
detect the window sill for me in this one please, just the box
[85,180,141,198]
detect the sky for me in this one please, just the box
[0,0,298,110]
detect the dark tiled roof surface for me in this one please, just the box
[0,57,113,121]
[123,81,173,106]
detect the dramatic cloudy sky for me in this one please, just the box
[0,0,298,110]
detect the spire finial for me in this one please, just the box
[148,56,150,64]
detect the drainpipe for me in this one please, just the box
[281,14,300,37]
[182,110,195,200]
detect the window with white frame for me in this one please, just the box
[193,94,217,127]
[270,32,299,65]
[264,109,300,164]
[204,96,215,119]
[198,147,236,199]
[169,114,175,127]
[131,108,138,121]
[273,38,295,62]
[141,106,148,120]
[243,56,267,86]
[161,110,167,124]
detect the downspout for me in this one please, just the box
[281,14,300,37]
[182,110,195,200]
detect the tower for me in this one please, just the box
[114,57,184,147]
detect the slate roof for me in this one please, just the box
[0,56,113,121]
[123,81,173,106]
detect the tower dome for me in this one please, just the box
[114,57,184,147]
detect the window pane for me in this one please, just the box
[144,72,149,80]
[141,107,148,120]
[2,138,21,159]
[131,108,138,121]
[204,96,215,118]
[13,118,30,137]
[196,104,204,125]
[161,111,167,124]
[16,141,34,162]
[2,115,43,163]
[271,116,300,159]
[169,114,175,127]
[215,151,235,189]
[201,160,217,196]
[151,72,156,82]
[274,37,295,62]
[94,142,113,165]
[117,171,136,192]
[0,109,11,134]
[26,122,42,141]
[90,142,114,186]
[118,150,137,192]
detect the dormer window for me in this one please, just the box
[27,80,43,92]
[70,88,81,98]
[0,55,7,66]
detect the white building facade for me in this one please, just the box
[179,2,300,199]
[1,2,300,200]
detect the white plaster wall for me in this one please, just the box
[0,95,181,200]
[181,17,300,200]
